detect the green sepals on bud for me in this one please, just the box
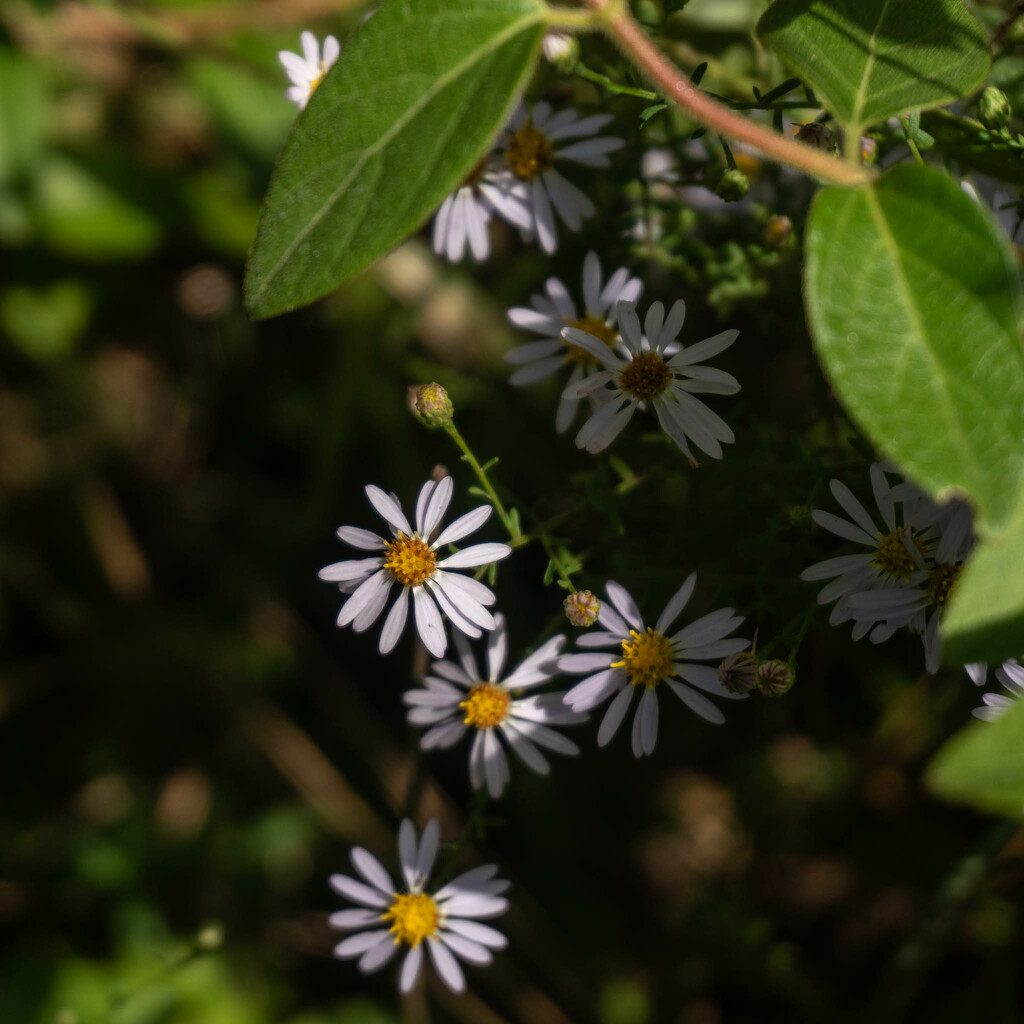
[755,659,794,697]
[979,86,1012,130]
[716,168,749,203]
[564,590,600,627]
[763,214,793,250]
[410,382,454,428]
[718,651,758,695]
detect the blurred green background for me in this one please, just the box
[2,1,1023,1022]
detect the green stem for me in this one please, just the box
[572,63,658,100]
[443,423,522,543]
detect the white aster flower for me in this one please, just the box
[497,101,624,253]
[972,660,1024,721]
[329,818,509,994]
[278,31,340,110]
[432,158,533,263]
[505,251,643,432]
[847,498,975,672]
[558,575,748,757]
[562,299,740,461]
[800,462,940,640]
[319,476,511,658]
[403,614,584,797]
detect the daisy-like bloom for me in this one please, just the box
[432,158,533,262]
[558,575,748,757]
[403,615,584,797]
[318,477,511,658]
[505,251,642,432]
[800,462,941,640]
[329,819,509,994]
[972,660,1024,721]
[562,299,740,461]
[278,31,340,110]
[497,102,624,254]
[847,498,975,672]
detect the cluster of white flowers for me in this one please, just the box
[278,28,757,999]
[801,461,975,673]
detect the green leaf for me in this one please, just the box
[0,44,47,185]
[245,0,546,319]
[926,698,1024,817]
[943,509,1024,663]
[805,164,1024,533]
[757,0,989,135]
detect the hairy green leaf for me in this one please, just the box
[806,165,1024,530]
[757,0,989,135]
[245,0,546,319]
[927,698,1024,817]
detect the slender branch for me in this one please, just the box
[581,0,873,186]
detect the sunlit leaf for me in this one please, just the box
[245,0,547,319]
[757,0,989,135]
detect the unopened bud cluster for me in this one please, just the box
[717,651,795,697]
[410,382,454,428]
[563,590,600,627]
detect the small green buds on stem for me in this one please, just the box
[755,659,795,697]
[410,382,454,429]
[716,168,749,202]
[979,86,1012,130]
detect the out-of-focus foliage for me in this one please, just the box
[2,1,1024,1023]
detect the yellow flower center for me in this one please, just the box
[612,628,675,688]
[563,313,617,366]
[309,61,327,98]
[618,351,672,401]
[382,892,439,948]
[460,683,511,728]
[929,562,963,608]
[504,125,554,180]
[383,533,436,588]
[871,529,923,583]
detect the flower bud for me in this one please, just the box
[715,168,749,202]
[542,31,578,69]
[793,122,837,152]
[410,383,454,428]
[564,590,600,627]
[860,135,878,165]
[756,659,794,697]
[718,651,758,695]
[979,86,1011,130]
[763,214,793,249]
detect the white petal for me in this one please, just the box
[319,558,381,582]
[531,178,557,253]
[398,819,418,889]
[433,505,492,548]
[329,873,389,908]
[559,652,615,673]
[440,931,492,965]
[378,586,410,654]
[486,618,509,681]
[543,169,594,228]
[672,607,741,648]
[350,848,394,895]
[639,685,659,756]
[414,819,440,888]
[419,475,454,538]
[365,484,412,536]
[598,684,635,746]
[563,668,624,710]
[442,918,507,949]
[500,721,551,774]
[812,509,877,546]
[329,908,382,930]
[413,588,448,657]
[483,728,508,798]
[335,930,389,958]
[656,573,696,633]
[358,935,399,973]
[400,945,424,993]
[336,526,386,550]
[605,580,644,630]
[670,329,737,366]
[830,479,880,540]
[427,936,466,993]
[504,339,563,363]
[800,554,872,581]
[666,680,725,724]
[436,543,511,569]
